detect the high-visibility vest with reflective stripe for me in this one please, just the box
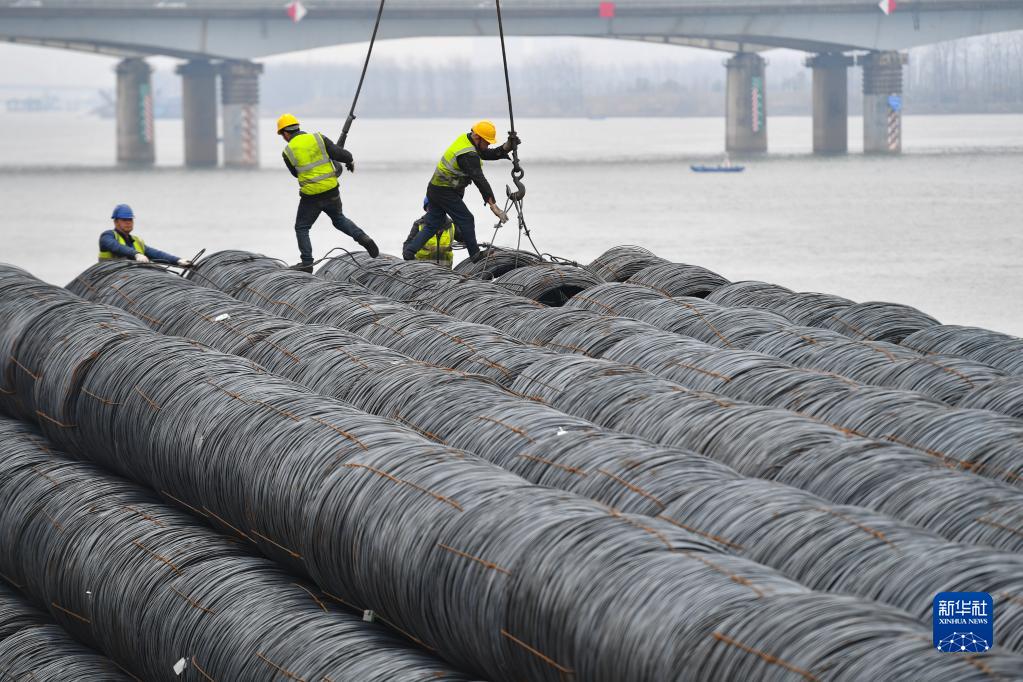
[98,231,146,261]
[414,220,456,267]
[283,132,339,196]
[430,134,477,190]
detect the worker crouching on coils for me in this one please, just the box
[404,196,461,269]
[277,113,379,273]
[99,204,191,267]
[403,120,519,262]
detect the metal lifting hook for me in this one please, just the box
[507,155,526,202]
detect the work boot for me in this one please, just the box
[291,261,314,274]
[356,233,379,258]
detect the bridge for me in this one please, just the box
[3,0,1021,165]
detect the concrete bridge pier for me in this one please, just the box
[725,52,767,154]
[176,59,219,167]
[806,53,854,155]
[220,60,263,168]
[115,58,155,165]
[860,51,907,154]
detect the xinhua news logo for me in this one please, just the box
[933,592,994,652]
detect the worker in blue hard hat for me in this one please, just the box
[98,204,191,266]
[403,196,461,269]
[277,113,379,273]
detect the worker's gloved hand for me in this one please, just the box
[345,161,355,173]
[503,132,521,151]
[134,253,150,264]
[177,259,193,268]
[489,203,509,223]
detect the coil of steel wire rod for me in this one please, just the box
[493,263,604,306]
[585,245,668,282]
[0,416,476,681]
[705,279,795,308]
[452,247,543,279]
[815,301,941,343]
[770,290,857,327]
[901,325,1023,376]
[0,582,132,681]
[68,259,1023,653]
[958,376,1023,419]
[625,262,731,298]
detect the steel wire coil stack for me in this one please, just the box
[67,260,1023,663]
[11,264,1004,680]
[0,416,475,681]
[559,282,1023,436]
[0,581,131,681]
[625,262,732,298]
[304,252,1023,494]
[585,245,669,282]
[188,250,1023,556]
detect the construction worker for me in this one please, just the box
[402,120,519,261]
[277,113,379,273]
[403,196,461,268]
[99,204,191,266]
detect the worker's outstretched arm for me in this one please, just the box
[98,231,140,260]
[478,146,510,161]
[323,137,354,166]
[142,245,180,265]
[455,153,496,204]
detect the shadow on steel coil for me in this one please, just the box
[62,257,1023,659]
[0,417,475,681]
[12,263,1008,680]
[0,581,131,681]
[453,247,543,279]
[494,263,604,306]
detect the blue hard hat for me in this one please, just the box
[422,196,429,211]
[111,203,134,220]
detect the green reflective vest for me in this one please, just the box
[430,133,476,190]
[283,132,339,196]
[415,220,456,267]
[98,231,146,261]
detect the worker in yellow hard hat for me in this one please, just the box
[277,113,379,272]
[403,120,519,261]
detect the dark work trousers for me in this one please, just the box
[294,191,366,264]
[403,186,479,259]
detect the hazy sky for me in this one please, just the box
[0,36,805,88]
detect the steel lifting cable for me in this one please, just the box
[481,0,542,277]
[338,0,386,152]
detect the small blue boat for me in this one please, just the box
[691,164,745,173]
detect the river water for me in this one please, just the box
[1,112,1020,335]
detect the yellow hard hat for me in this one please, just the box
[276,113,300,133]
[471,120,497,144]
